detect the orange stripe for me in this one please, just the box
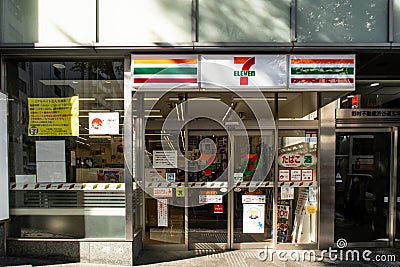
[234,57,252,64]
[134,59,197,64]
[291,59,354,64]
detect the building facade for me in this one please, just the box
[0,0,400,265]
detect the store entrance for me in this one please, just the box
[335,128,398,247]
[141,92,276,250]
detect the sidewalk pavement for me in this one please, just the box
[1,248,400,267]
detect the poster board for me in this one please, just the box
[0,93,8,221]
[157,199,168,227]
[153,150,177,168]
[36,140,66,183]
[243,204,265,233]
[28,96,79,136]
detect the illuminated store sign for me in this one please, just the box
[132,54,355,91]
[200,55,287,89]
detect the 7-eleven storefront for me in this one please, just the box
[127,54,353,251]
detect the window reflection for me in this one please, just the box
[6,59,124,183]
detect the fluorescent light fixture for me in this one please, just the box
[52,63,65,69]
[347,95,355,98]
[72,81,79,84]
[105,81,111,84]
[79,115,89,118]
[168,97,221,101]
[89,135,112,138]
[370,82,380,87]
[105,98,124,101]
[78,98,96,101]
[145,115,163,118]
[77,136,87,141]
[80,109,110,112]
[233,97,287,101]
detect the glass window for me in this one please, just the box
[277,130,318,244]
[296,0,388,43]
[340,82,400,109]
[278,92,318,120]
[395,0,400,42]
[6,59,125,239]
[0,0,96,43]
[99,0,192,43]
[0,0,38,43]
[198,0,290,42]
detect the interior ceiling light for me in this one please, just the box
[105,98,124,101]
[52,63,66,69]
[370,82,380,87]
[233,97,287,101]
[78,98,96,101]
[72,81,79,84]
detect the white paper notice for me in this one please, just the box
[153,150,177,168]
[157,199,168,227]
[243,204,265,233]
[301,169,313,181]
[278,169,290,182]
[290,169,301,181]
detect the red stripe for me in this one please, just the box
[134,78,197,83]
[291,59,354,64]
[291,78,354,83]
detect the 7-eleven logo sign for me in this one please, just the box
[234,57,256,85]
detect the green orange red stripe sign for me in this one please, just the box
[289,55,355,89]
[132,56,198,87]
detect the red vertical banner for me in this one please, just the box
[214,204,224,213]
[351,95,359,108]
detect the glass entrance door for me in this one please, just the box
[335,130,395,246]
[187,131,229,249]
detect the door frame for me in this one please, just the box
[335,127,398,248]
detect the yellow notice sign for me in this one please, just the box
[28,96,79,136]
[176,187,185,197]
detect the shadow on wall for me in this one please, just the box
[197,0,291,42]
[296,0,388,42]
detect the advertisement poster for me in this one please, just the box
[278,169,290,182]
[281,186,294,199]
[153,150,177,168]
[278,205,290,219]
[89,112,119,135]
[308,186,317,203]
[28,96,79,136]
[292,188,309,243]
[243,204,265,233]
[157,199,168,227]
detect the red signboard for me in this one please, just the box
[214,204,224,214]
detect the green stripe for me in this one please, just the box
[134,67,197,75]
[291,67,354,75]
